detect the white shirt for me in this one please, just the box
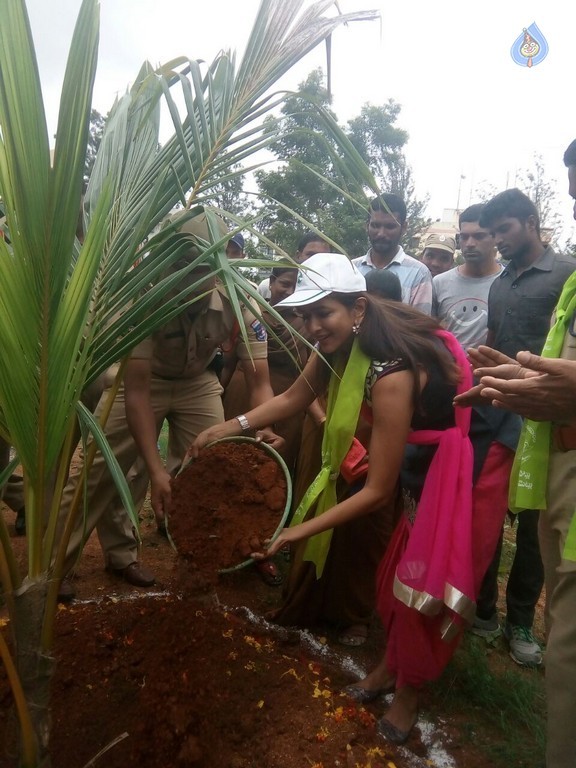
[352,246,433,315]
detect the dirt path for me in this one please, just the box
[1,501,545,768]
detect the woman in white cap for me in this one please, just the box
[191,252,474,745]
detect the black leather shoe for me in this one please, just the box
[110,562,155,587]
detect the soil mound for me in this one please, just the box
[45,595,393,768]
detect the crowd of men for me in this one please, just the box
[2,139,576,768]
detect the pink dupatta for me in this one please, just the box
[392,330,475,635]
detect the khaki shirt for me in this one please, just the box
[131,284,267,379]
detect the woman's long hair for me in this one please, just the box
[333,292,460,409]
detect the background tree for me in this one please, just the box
[517,154,564,243]
[256,70,429,257]
[255,70,341,255]
[346,101,431,241]
[204,165,253,219]
[0,2,379,764]
[83,108,105,191]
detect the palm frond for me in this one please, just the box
[0,0,381,663]
[0,1,382,759]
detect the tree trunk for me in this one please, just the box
[13,576,53,768]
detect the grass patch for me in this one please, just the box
[430,632,545,767]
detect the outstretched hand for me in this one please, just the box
[453,382,486,408]
[454,347,538,409]
[186,419,242,463]
[477,351,576,422]
[255,427,285,453]
[251,527,299,560]
[467,345,515,371]
[185,422,285,465]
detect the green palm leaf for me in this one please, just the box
[0,1,380,762]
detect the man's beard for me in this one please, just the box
[371,239,395,254]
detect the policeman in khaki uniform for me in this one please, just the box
[57,213,275,593]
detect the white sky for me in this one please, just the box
[27,0,576,241]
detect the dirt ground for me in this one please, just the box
[1,496,546,768]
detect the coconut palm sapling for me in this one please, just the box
[0,1,379,765]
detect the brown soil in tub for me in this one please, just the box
[167,441,287,578]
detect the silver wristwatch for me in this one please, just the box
[236,414,251,431]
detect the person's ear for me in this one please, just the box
[353,296,367,326]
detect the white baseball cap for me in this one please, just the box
[276,252,366,307]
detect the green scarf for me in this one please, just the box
[290,338,371,577]
[509,271,576,559]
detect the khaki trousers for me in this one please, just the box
[539,448,576,768]
[60,370,223,572]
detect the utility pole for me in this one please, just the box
[456,174,466,211]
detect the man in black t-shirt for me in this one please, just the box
[476,188,575,667]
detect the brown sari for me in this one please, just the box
[223,307,309,474]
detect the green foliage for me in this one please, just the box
[208,164,253,218]
[255,70,342,253]
[518,154,563,233]
[255,69,429,257]
[434,635,545,767]
[83,108,106,191]
[0,1,381,763]
[347,101,407,186]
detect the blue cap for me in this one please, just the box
[228,233,245,250]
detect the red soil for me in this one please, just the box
[167,440,288,575]
[0,457,545,768]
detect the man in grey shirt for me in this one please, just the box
[433,204,502,348]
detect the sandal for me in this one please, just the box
[342,682,395,703]
[337,624,368,647]
[377,713,418,745]
[254,559,283,586]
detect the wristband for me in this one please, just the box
[236,414,251,431]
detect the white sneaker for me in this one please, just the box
[504,622,542,667]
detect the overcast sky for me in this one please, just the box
[27,0,576,242]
